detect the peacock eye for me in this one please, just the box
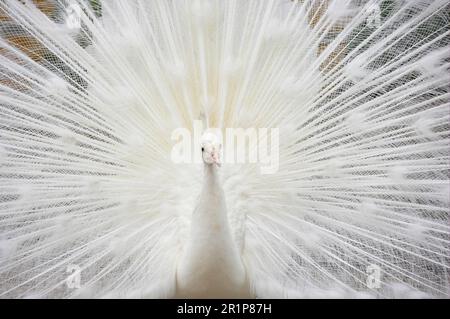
[201,147,204,152]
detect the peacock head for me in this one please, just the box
[200,132,222,167]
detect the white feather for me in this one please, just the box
[0,0,449,299]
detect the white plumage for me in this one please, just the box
[0,0,449,298]
[176,136,250,298]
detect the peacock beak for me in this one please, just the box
[211,150,221,167]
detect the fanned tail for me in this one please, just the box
[0,0,449,298]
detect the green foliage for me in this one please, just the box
[89,0,102,17]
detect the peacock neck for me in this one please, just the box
[175,163,249,298]
[191,163,228,226]
[202,164,220,195]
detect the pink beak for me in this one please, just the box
[212,152,221,167]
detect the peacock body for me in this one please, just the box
[0,0,449,298]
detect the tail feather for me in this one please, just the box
[0,0,449,298]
